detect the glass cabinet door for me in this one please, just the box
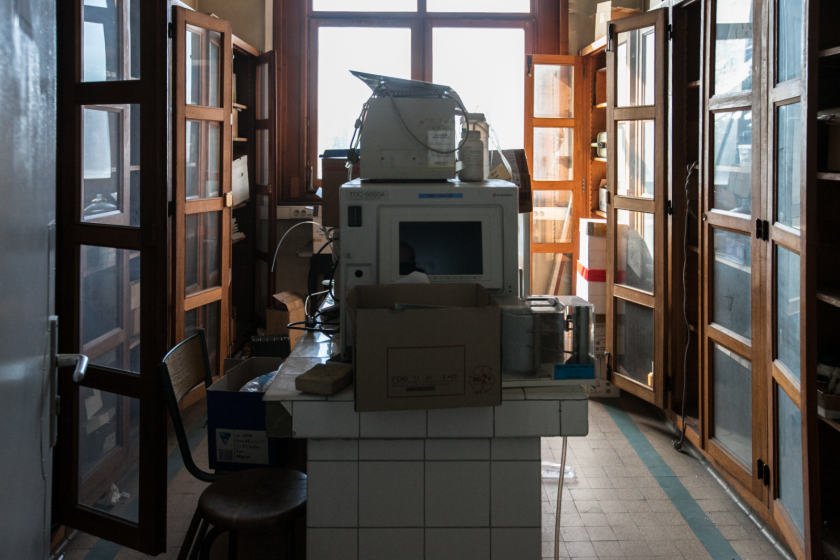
[605,9,668,407]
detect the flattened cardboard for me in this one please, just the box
[321,157,360,227]
[348,283,501,412]
[266,292,305,350]
[295,363,354,395]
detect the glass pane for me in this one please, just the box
[313,0,416,11]
[615,299,655,387]
[616,210,654,293]
[778,387,804,537]
[258,195,269,253]
[434,28,525,153]
[81,246,141,374]
[185,212,222,296]
[776,247,800,380]
[715,0,753,94]
[257,62,269,120]
[712,343,752,466]
[711,229,752,339]
[257,129,269,186]
[617,26,655,107]
[534,65,573,119]
[428,0,530,12]
[78,389,140,522]
[257,259,268,318]
[533,128,573,181]
[616,120,655,198]
[186,27,222,107]
[83,0,140,81]
[318,27,411,178]
[712,111,752,213]
[186,120,221,200]
[778,0,803,83]
[185,300,221,378]
[777,103,801,229]
[533,191,574,244]
[532,253,573,296]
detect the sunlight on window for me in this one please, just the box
[317,27,412,177]
[314,0,416,12]
[427,0,530,13]
[432,28,525,151]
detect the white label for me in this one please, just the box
[216,429,269,465]
[427,130,455,167]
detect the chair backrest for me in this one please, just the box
[159,330,220,483]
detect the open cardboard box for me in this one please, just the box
[347,283,501,413]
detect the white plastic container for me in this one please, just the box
[458,130,488,182]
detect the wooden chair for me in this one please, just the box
[160,330,306,560]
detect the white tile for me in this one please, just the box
[493,401,560,437]
[281,401,292,414]
[359,462,424,527]
[425,529,490,560]
[523,386,588,400]
[490,438,540,461]
[501,388,525,400]
[359,439,424,461]
[307,462,358,527]
[426,407,493,438]
[294,401,359,438]
[425,439,489,460]
[308,439,359,461]
[491,528,541,560]
[491,461,541,527]
[360,410,427,438]
[425,461,490,527]
[359,529,424,560]
[307,528,357,560]
[560,399,589,436]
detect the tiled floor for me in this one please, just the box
[60,394,788,560]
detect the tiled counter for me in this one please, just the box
[263,334,588,560]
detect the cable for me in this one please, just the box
[674,161,699,452]
[383,83,470,155]
[329,256,340,302]
[306,238,335,320]
[554,437,568,560]
[270,220,325,272]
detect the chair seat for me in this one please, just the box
[198,467,307,531]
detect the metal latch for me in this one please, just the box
[225,192,233,208]
[57,354,89,383]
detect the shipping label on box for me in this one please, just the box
[215,429,270,465]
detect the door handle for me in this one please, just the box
[57,353,89,383]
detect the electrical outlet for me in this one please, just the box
[277,205,314,220]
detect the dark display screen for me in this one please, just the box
[398,221,483,276]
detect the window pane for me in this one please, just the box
[428,0,529,13]
[778,387,804,537]
[257,195,269,253]
[257,129,269,186]
[615,299,655,388]
[777,103,801,229]
[712,343,752,467]
[532,253,573,296]
[78,389,140,522]
[534,65,573,119]
[616,210,654,293]
[715,0,753,94]
[713,111,752,214]
[186,27,222,108]
[617,26,655,107]
[616,120,655,198]
[434,27,525,151]
[313,0,416,11]
[533,191,573,244]
[83,105,140,226]
[185,212,222,296]
[533,128,573,181]
[185,300,221,378]
[83,0,140,81]
[186,120,221,200]
[318,27,411,178]
[776,247,800,381]
[257,62,269,120]
[711,229,752,339]
[778,0,803,83]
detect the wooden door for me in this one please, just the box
[605,9,669,407]
[54,0,171,553]
[700,0,767,502]
[524,55,586,296]
[173,8,233,377]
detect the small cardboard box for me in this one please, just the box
[348,283,501,412]
[207,358,284,471]
[321,155,360,228]
[593,2,643,42]
[266,292,305,350]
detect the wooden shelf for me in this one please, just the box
[820,414,840,434]
[817,289,840,308]
[232,234,246,245]
[597,67,607,73]
[819,46,840,59]
[817,172,840,181]
[714,253,751,273]
[233,138,248,143]
[594,103,607,109]
[232,102,248,110]
[687,80,701,88]
[594,210,607,218]
[580,36,607,57]
[594,157,607,163]
[232,201,248,210]
[687,323,697,333]
[687,244,700,254]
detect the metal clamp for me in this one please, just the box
[57,354,89,383]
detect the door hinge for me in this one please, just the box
[667,24,674,41]
[168,21,174,39]
[756,219,769,241]
[757,459,770,486]
[168,200,175,217]
[606,23,615,52]
[666,200,674,215]
[605,352,613,382]
[666,374,675,393]
[762,219,769,241]
[526,55,533,77]
[582,178,586,194]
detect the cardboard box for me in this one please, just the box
[593,2,643,42]
[207,358,285,471]
[489,149,532,214]
[577,219,608,315]
[348,283,501,412]
[321,155,360,228]
[266,292,305,350]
